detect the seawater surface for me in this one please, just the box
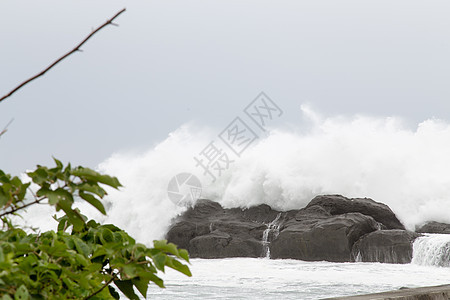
[147,258,450,299]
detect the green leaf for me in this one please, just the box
[62,277,76,291]
[41,241,69,257]
[153,240,179,256]
[91,246,107,259]
[14,285,29,300]
[122,264,138,278]
[102,224,122,233]
[37,188,73,206]
[52,157,63,170]
[27,167,48,185]
[0,191,8,208]
[152,253,166,272]
[147,273,165,288]
[77,183,106,198]
[79,191,106,215]
[72,167,122,189]
[57,217,69,232]
[114,280,139,300]
[166,257,192,277]
[132,276,149,298]
[74,253,89,267]
[178,249,190,262]
[16,182,30,202]
[73,238,90,257]
[57,199,84,231]
[100,228,114,245]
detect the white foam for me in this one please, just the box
[18,108,450,245]
[412,234,450,267]
[149,258,450,299]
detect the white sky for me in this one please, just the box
[1,0,450,174]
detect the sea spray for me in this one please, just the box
[18,108,450,246]
[99,110,450,244]
[412,234,450,267]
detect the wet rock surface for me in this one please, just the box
[351,230,421,264]
[166,195,414,262]
[416,221,450,234]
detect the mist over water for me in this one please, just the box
[90,107,450,245]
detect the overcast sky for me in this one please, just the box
[1,0,450,175]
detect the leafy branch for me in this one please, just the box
[0,159,191,299]
[0,8,126,103]
[0,8,192,299]
[0,158,121,229]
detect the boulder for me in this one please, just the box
[189,231,263,258]
[416,221,450,234]
[270,212,379,261]
[351,230,421,264]
[305,195,405,230]
[166,195,408,262]
[166,199,269,258]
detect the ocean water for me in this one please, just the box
[144,235,450,299]
[147,258,450,300]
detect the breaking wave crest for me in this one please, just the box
[94,107,450,244]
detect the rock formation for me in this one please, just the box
[351,230,421,263]
[166,195,418,263]
[416,221,450,234]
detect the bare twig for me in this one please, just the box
[0,8,126,103]
[0,197,46,218]
[0,118,14,138]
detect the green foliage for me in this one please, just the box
[0,159,191,299]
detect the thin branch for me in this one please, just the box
[0,196,46,218]
[84,273,117,300]
[0,8,126,103]
[0,118,14,138]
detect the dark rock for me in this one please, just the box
[306,195,405,230]
[166,195,408,262]
[294,204,331,221]
[271,213,379,261]
[189,231,263,258]
[166,199,269,258]
[351,230,421,264]
[416,221,450,234]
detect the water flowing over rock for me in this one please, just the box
[351,230,421,264]
[166,199,272,258]
[411,234,450,267]
[166,195,410,262]
[262,213,282,258]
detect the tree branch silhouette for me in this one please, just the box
[0,118,14,138]
[0,8,126,103]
